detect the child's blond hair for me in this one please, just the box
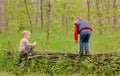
[74,16,81,21]
[22,30,31,37]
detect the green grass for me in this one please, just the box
[91,28,120,54]
[0,26,120,54]
[0,72,98,76]
[1,26,120,54]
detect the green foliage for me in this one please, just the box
[0,51,119,76]
[94,59,118,76]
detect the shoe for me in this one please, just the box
[79,51,83,56]
[28,56,33,59]
[85,51,90,55]
[28,53,33,56]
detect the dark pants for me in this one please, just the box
[80,30,91,53]
[19,46,34,69]
[19,51,28,69]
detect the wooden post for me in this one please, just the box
[7,40,11,55]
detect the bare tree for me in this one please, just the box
[113,0,117,29]
[105,0,110,26]
[87,0,92,50]
[24,0,33,32]
[5,1,11,55]
[0,0,4,32]
[40,0,44,31]
[87,0,91,24]
[96,0,102,35]
[33,0,39,25]
[62,2,67,27]
[47,0,51,40]
[40,0,45,51]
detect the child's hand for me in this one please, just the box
[33,42,37,45]
[75,40,78,43]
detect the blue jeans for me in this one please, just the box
[80,30,91,53]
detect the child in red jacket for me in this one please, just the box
[74,17,92,56]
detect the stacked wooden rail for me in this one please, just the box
[6,47,120,72]
[28,51,120,72]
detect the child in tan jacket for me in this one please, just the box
[19,30,36,69]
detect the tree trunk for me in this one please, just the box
[96,0,102,35]
[40,0,44,31]
[105,0,110,26]
[62,15,65,26]
[40,0,45,52]
[62,3,67,27]
[0,0,4,32]
[5,1,11,55]
[87,0,91,24]
[113,0,117,30]
[87,0,92,51]
[34,0,39,25]
[47,0,51,40]
[24,0,33,33]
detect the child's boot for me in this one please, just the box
[85,51,90,55]
[79,51,83,56]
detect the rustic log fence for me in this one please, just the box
[6,46,120,72]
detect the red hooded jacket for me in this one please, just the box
[74,24,79,42]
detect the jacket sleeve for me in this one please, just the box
[74,25,78,42]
